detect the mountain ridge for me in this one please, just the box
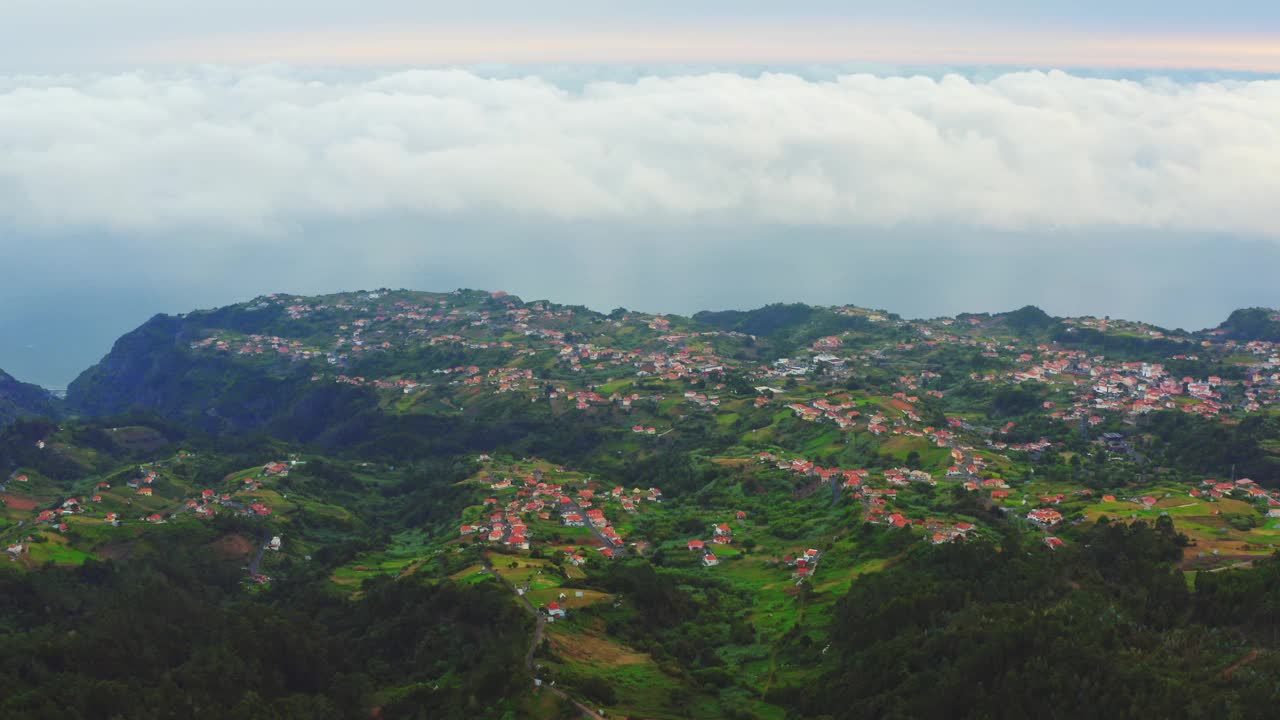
[0,367,60,428]
[62,290,1277,436]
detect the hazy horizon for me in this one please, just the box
[3,224,1274,392]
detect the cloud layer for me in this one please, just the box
[2,67,1279,237]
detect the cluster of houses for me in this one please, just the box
[686,539,719,567]
[460,464,664,555]
[954,341,1280,426]
[1189,477,1279,512]
[785,397,862,429]
[319,374,424,394]
[782,548,822,579]
[462,507,530,550]
[191,333,321,363]
[928,522,976,545]
[683,390,722,410]
[1061,359,1235,420]
[24,455,289,537]
[884,314,1280,428]
[686,521,741,568]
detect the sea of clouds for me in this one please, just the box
[2,67,1277,238]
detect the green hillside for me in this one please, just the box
[0,368,58,429]
[2,289,1279,718]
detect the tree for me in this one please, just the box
[905,450,922,469]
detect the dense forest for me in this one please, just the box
[0,547,531,719]
[792,521,1280,719]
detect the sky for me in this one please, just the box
[4,1,1280,71]
[1,2,1279,390]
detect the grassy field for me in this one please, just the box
[23,533,96,566]
[1086,493,1280,566]
[330,528,439,588]
[544,620,696,719]
[527,587,613,609]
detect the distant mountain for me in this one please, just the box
[63,290,1280,449]
[996,305,1058,332]
[693,302,903,356]
[1215,307,1280,343]
[0,367,58,427]
[66,310,356,439]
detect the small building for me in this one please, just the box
[1027,508,1063,528]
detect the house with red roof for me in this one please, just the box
[263,462,290,476]
[1027,508,1063,528]
[687,539,705,551]
[702,553,720,567]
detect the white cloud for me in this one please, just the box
[1,67,1278,237]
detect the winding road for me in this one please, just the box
[480,557,606,720]
[247,529,271,576]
